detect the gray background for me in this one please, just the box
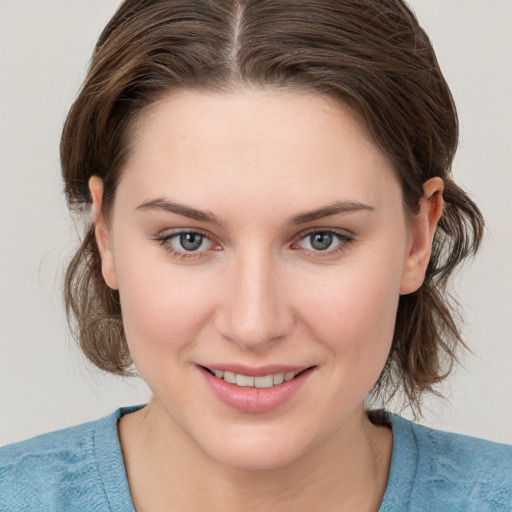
[1,0,511,446]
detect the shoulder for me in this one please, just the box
[410,418,512,467]
[387,414,512,512]
[0,408,134,512]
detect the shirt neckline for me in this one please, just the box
[94,405,144,512]
[99,406,415,512]
[378,413,418,511]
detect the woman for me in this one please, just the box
[1,0,511,510]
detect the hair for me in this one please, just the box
[61,0,484,414]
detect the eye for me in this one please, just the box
[294,230,352,254]
[156,230,220,257]
[176,232,207,251]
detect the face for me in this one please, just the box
[93,89,437,470]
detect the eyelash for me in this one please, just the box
[154,230,218,260]
[291,229,354,257]
[154,228,354,260]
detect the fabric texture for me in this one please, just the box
[1,407,511,511]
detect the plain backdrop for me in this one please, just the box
[1,0,511,446]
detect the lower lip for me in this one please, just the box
[200,367,314,414]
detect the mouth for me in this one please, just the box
[200,365,315,389]
[198,364,316,413]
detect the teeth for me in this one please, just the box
[208,368,300,388]
[254,375,274,388]
[273,373,284,385]
[236,374,254,387]
[223,371,236,384]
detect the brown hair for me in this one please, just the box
[61,0,484,414]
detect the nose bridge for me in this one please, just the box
[216,246,293,349]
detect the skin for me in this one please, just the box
[90,89,443,511]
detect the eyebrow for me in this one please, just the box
[135,198,375,226]
[136,199,225,226]
[289,201,375,224]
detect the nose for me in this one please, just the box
[214,250,294,351]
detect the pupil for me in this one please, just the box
[311,232,333,250]
[180,233,203,251]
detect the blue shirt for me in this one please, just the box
[1,406,511,511]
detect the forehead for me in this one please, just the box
[119,89,401,216]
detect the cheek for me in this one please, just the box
[294,250,403,369]
[113,252,219,368]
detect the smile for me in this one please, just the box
[199,365,315,413]
[204,367,300,388]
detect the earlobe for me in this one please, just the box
[400,177,444,295]
[89,176,119,290]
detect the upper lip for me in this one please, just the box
[198,364,314,377]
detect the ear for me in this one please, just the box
[400,177,444,295]
[89,176,119,290]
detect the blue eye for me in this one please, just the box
[178,232,205,251]
[157,231,216,257]
[309,232,334,251]
[296,230,351,253]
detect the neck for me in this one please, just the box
[118,399,392,512]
